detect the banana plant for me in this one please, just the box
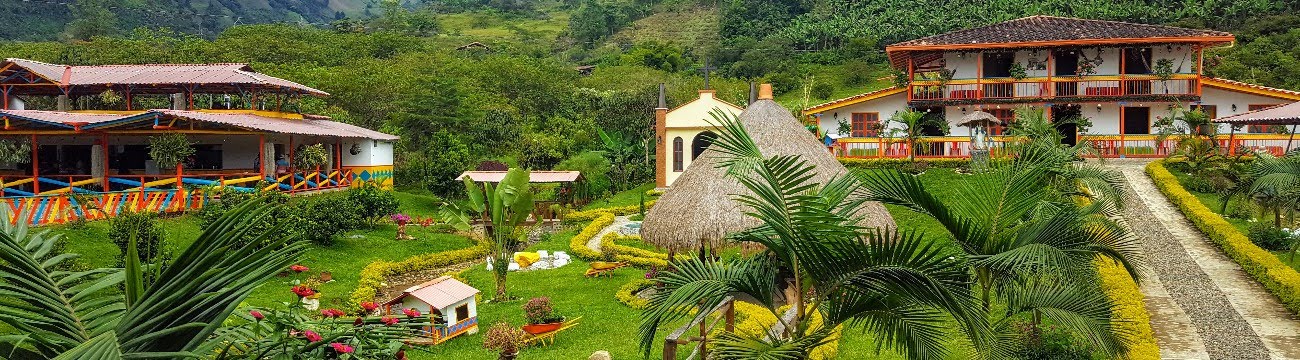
[440,168,534,301]
[0,201,305,359]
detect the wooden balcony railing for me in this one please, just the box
[909,75,1199,103]
[833,134,1298,159]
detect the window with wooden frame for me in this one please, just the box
[851,112,880,137]
[987,109,1013,135]
[1192,105,1217,120]
[455,304,470,321]
[1247,104,1282,133]
[672,137,684,172]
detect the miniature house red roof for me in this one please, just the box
[385,276,479,310]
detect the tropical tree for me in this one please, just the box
[0,202,305,359]
[858,152,1144,357]
[440,168,534,300]
[638,110,992,359]
[884,109,945,160]
[1245,152,1300,227]
[1008,106,1126,208]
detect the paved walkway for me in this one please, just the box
[1108,160,1300,359]
[586,215,633,252]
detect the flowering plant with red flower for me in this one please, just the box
[250,310,265,320]
[303,330,323,342]
[289,264,310,273]
[382,316,400,326]
[390,213,411,226]
[359,302,379,312]
[320,308,346,318]
[291,285,316,298]
[401,308,421,318]
[330,343,355,354]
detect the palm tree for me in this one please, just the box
[858,152,1144,357]
[638,110,993,359]
[886,109,944,160]
[440,168,534,300]
[0,202,305,359]
[1009,106,1126,208]
[1246,152,1300,227]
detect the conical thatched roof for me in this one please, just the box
[641,95,895,251]
[959,110,1002,127]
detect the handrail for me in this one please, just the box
[663,296,735,360]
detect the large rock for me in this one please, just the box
[589,350,611,360]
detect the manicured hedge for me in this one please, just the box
[615,278,655,310]
[567,213,614,261]
[838,157,1008,171]
[732,303,840,359]
[1096,258,1160,360]
[1147,160,1300,315]
[564,200,657,222]
[348,236,491,306]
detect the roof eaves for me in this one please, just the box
[1202,77,1300,101]
[802,87,904,115]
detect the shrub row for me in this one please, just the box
[198,185,399,246]
[1147,160,1300,314]
[732,303,840,359]
[838,157,1013,171]
[1096,258,1160,360]
[615,278,655,310]
[567,213,614,261]
[564,200,658,222]
[348,236,491,307]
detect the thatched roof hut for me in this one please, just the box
[641,84,895,251]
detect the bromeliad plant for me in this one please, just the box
[0,201,305,359]
[639,109,994,360]
[440,168,534,300]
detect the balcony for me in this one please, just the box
[908,75,1200,105]
[832,134,1297,159]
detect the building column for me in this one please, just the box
[56,95,70,111]
[654,83,668,188]
[261,139,275,179]
[170,93,186,110]
[91,143,105,190]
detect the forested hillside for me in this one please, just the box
[3,0,1300,196]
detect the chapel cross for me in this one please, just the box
[698,59,717,89]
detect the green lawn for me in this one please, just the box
[46,190,481,309]
[582,183,657,210]
[1165,167,1300,271]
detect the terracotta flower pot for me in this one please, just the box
[521,322,563,335]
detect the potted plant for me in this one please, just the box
[520,297,564,334]
[483,322,526,360]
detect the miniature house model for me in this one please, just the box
[383,276,479,344]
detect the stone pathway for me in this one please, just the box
[586,215,633,252]
[1108,160,1300,359]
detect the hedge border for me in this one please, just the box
[567,213,614,261]
[1147,160,1300,314]
[1097,258,1160,360]
[615,278,655,310]
[348,236,491,307]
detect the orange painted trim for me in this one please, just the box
[803,88,906,115]
[1201,78,1300,101]
[886,36,1235,52]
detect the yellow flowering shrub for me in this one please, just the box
[567,213,614,261]
[563,200,658,222]
[348,236,491,307]
[615,279,655,309]
[1147,160,1300,314]
[731,302,840,359]
[1096,258,1160,360]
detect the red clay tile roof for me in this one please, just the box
[890,16,1232,49]
[1,58,327,96]
[1213,102,1300,125]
